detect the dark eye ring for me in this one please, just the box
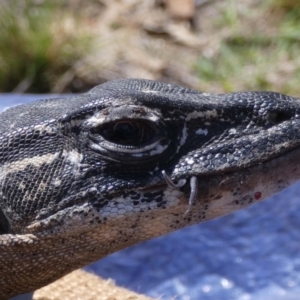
[91,120,156,146]
[89,118,170,158]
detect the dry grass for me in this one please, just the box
[1,0,300,96]
[0,0,91,93]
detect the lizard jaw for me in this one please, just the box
[26,145,300,238]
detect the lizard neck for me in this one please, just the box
[0,205,187,298]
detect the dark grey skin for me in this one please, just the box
[1,79,300,298]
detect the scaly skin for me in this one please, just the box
[1,79,300,298]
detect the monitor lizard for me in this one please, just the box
[1,78,300,299]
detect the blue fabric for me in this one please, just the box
[86,186,300,300]
[2,94,300,300]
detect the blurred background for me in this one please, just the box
[1,0,300,95]
[3,1,300,300]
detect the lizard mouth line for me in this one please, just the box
[35,143,300,225]
[161,143,300,216]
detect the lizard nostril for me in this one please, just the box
[268,111,292,124]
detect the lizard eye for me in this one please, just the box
[86,105,171,160]
[93,120,155,146]
[89,119,167,158]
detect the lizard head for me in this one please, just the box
[1,78,300,296]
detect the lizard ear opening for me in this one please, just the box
[0,208,10,234]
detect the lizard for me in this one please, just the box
[1,78,300,299]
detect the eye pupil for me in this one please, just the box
[114,122,140,144]
[92,120,155,146]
